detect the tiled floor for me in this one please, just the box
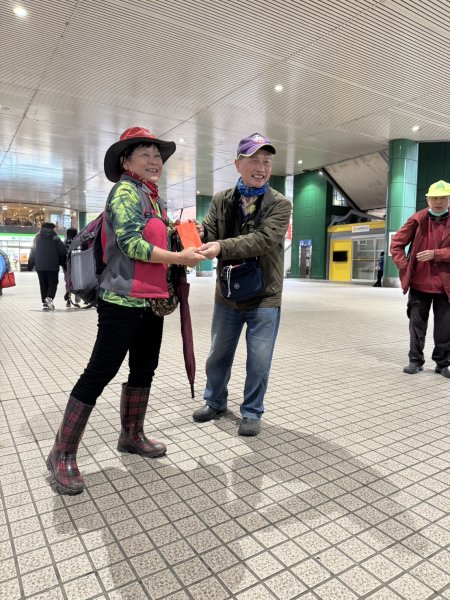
[1,272,450,599]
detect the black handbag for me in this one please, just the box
[220,259,265,302]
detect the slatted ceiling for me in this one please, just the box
[58,0,276,72]
[386,0,450,34]
[301,129,386,158]
[135,0,379,49]
[0,0,76,87]
[0,84,35,118]
[1,1,450,212]
[406,97,450,122]
[198,81,393,137]
[390,107,450,132]
[27,94,184,137]
[0,118,21,145]
[340,108,450,141]
[295,6,450,93]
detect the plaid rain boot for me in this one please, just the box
[117,384,167,458]
[46,396,93,495]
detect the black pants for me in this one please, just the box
[37,270,59,303]
[373,270,383,287]
[72,299,164,405]
[407,288,450,367]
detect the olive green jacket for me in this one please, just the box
[202,186,291,308]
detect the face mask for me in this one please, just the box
[429,208,449,217]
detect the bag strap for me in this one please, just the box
[223,190,264,266]
[226,189,263,238]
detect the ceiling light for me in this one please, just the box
[179,137,185,143]
[411,125,420,132]
[318,170,323,176]
[13,5,27,17]
[274,84,283,92]
[297,160,303,165]
[196,190,200,194]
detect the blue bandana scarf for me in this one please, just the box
[236,177,268,197]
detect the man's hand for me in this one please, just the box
[416,250,435,262]
[189,219,204,240]
[196,241,221,259]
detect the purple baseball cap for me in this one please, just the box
[236,132,276,158]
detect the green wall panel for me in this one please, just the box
[291,171,332,279]
[269,175,285,195]
[417,142,450,210]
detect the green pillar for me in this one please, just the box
[269,175,286,196]
[385,139,418,285]
[292,171,332,279]
[79,212,87,230]
[196,194,213,276]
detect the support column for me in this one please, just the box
[291,171,332,279]
[384,139,418,286]
[196,194,213,277]
[79,212,87,230]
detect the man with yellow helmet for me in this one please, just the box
[391,180,450,376]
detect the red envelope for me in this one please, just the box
[175,222,202,248]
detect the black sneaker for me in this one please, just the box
[440,367,450,379]
[192,405,226,422]
[238,418,261,436]
[403,363,423,374]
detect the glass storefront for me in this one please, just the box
[1,203,76,228]
[352,237,385,281]
[0,233,35,271]
[0,203,76,270]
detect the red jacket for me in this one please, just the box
[390,208,450,299]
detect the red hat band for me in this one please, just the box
[119,127,156,143]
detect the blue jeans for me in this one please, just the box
[204,303,280,419]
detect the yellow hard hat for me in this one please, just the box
[425,180,450,197]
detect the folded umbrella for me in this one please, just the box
[177,267,196,398]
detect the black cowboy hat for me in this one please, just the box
[104,126,176,182]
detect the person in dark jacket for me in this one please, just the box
[390,180,450,376]
[373,251,384,287]
[192,133,291,436]
[28,222,67,310]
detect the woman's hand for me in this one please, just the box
[178,247,205,267]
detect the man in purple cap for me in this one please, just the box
[192,133,291,436]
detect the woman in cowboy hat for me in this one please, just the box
[47,127,204,495]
